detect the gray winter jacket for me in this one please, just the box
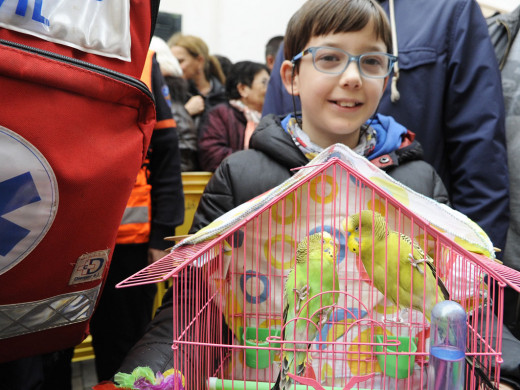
[487,7,520,389]
[488,6,520,274]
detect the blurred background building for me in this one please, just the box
[156,0,520,64]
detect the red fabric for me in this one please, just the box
[0,1,156,362]
[93,382,128,390]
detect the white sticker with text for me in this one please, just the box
[69,249,110,285]
[0,0,131,61]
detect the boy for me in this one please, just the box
[191,0,447,232]
[118,0,448,387]
[262,0,509,259]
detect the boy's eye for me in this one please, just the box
[316,53,341,63]
[361,55,385,68]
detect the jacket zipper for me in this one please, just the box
[0,38,154,102]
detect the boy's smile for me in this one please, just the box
[283,21,389,150]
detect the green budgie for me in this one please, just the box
[272,231,340,390]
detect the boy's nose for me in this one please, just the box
[339,61,362,88]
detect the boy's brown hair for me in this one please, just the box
[284,0,392,68]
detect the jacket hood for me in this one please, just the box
[487,5,520,69]
[270,112,407,161]
[251,113,422,173]
[367,113,408,159]
[250,114,308,169]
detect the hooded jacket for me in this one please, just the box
[262,0,509,255]
[486,8,520,388]
[191,112,448,232]
[117,113,448,379]
[487,6,520,273]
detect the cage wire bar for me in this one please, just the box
[118,158,520,390]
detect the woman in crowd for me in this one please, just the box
[151,36,199,171]
[168,34,227,135]
[198,61,270,172]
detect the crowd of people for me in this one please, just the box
[117,0,519,389]
[2,0,520,389]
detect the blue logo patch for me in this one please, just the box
[0,127,58,275]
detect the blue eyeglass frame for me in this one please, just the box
[291,46,398,78]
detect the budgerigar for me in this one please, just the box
[272,231,340,390]
[345,211,498,388]
[345,210,449,322]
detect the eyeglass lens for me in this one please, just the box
[312,47,392,77]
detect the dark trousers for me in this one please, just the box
[89,243,156,381]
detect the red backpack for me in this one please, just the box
[0,0,159,361]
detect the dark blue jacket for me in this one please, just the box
[263,0,509,254]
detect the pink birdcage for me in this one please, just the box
[118,145,520,390]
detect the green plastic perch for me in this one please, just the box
[207,378,372,390]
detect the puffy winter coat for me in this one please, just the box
[198,102,247,172]
[487,6,520,274]
[191,114,448,231]
[118,113,448,380]
[486,7,520,389]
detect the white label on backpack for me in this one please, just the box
[0,126,58,275]
[0,0,131,61]
[69,249,109,285]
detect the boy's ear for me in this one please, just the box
[280,60,299,96]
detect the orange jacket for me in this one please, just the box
[116,162,152,244]
[115,51,159,244]
[116,50,180,245]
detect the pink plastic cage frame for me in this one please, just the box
[118,158,520,390]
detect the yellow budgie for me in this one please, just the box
[272,231,340,390]
[345,211,499,388]
[345,210,449,322]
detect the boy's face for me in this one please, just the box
[281,22,389,149]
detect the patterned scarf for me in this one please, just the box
[229,99,262,149]
[285,117,377,160]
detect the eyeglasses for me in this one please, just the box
[291,46,397,79]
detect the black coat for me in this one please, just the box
[118,114,450,382]
[191,114,448,233]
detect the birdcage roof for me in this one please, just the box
[117,144,507,289]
